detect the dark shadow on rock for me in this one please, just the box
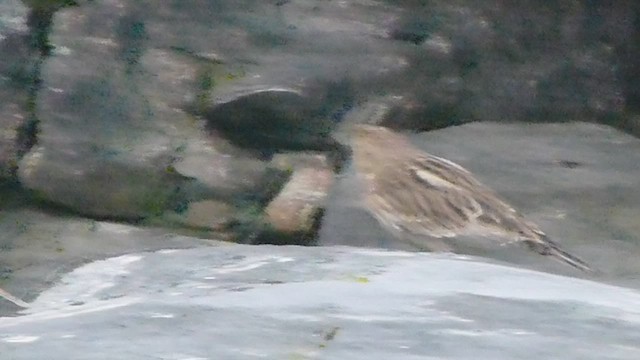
[614,1,640,113]
[116,12,148,74]
[207,99,337,152]
[389,14,444,45]
[204,90,322,155]
[202,80,356,167]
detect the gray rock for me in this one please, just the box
[378,1,634,130]
[170,132,270,196]
[0,87,26,179]
[17,0,400,218]
[168,199,236,231]
[1,245,639,359]
[0,0,28,34]
[14,0,640,217]
[0,208,215,315]
[0,0,30,178]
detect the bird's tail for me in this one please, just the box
[529,236,595,273]
[0,287,30,308]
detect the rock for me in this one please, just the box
[18,145,187,219]
[379,1,635,131]
[16,1,206,218]
[17,4,272,218]
[1,246,639,359]
[171,133,270,196]
[0,94,26,179]
[262,152,333,242]
[172,199,235,231]
[0,207,214,315]
[14,0,640,217]
[532,45,624,120]
[0,0,28,26]
[0,0,31,179]
[321,121,640,286]
[16,0,400,218]
[617,2,640,113]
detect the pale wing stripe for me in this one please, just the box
[412,158,480,190]
[427,154,471,173]
[411,167,460,189]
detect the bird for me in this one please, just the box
[350,124,592,272]
[0,286,29,308]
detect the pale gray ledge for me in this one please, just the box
[1,245,639,360]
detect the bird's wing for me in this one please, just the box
[365,154,531,240]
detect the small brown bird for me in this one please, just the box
[351,124,592,272]
[0,286,29,308]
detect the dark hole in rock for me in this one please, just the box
[555,160,582,169]
[388,14,443,45]
[616,3,640,112]
[274,0,290,7]
[390,30,428,45]
[202,82,355,172]
[204,90,331,155]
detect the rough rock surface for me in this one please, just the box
[16,0,400,218]
[1,0,640,355]
[1,246,640,360]
[3,0,638,220]
[0,204,215,316]
[0,87,26,179]
[176,199,236,231]
[2,120,640,356]
[378,0,635,130]
[3,121,640,308]
[0,0,30,178]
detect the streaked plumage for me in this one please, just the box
[351,124,592,272]
[0,286,29,308]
